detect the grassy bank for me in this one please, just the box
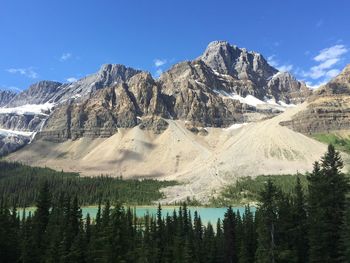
[312,133,350,154]
[210,174,308,206]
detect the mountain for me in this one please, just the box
[0,90,16,107]
[7,81,62,107]
[2,40,333,202]
[280,64,350,133]
[38,71,170,141]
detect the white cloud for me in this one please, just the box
[314,45,347,62]
[60,52,72,62]
[6,67,38,79]
[66,77,78,83]
[154,58,167,67]
[302,44,348,80]
[267,55,293,72]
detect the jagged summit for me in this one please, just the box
[199,40,277,80]
[7,81,62,107]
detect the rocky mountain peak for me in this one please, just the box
[7,81,62,107]
[48,64,143,104]
[199,41,277,81]
[97,64,142,83]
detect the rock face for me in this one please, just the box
[0,90,16,107]
[159,60,246,126]
[199,41,310,102]
[266,72,311,104]
[0,133,29,157]
[200,41,277,95]
[280,64,350,133]
[38,72,170,141]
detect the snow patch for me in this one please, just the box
[0,102,55,116]
[213,89,266,107]
[213,89,295,110]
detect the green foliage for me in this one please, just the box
[0,161,177,206]
[0,145,349,262]
[308,145,349,262]
[211,174,308,206]
[312,133,350,153]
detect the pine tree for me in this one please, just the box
[292,176,308,263]
[342,195,350,262]
[33,181,52,261]
[223,206,238,263]
[256,179,279,263]
[308,145,349,263]
[239,205,256,263]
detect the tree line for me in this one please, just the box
[0,161,177,206]
[0,144,350,262]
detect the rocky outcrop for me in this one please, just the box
[38,72,170,141]
[0,114,45,131]
[267,72,311,104]
[280,65,350,133]
[0,133,29,157]
[0,90,16,107]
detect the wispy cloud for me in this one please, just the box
[6,67,38,79]
[153,58,168,77]
[267,55,293,72]
[66,77,78,83]
[154,58,167,67]
[60,52,72,62]
[302,44,348,80]
[314,45,347,62]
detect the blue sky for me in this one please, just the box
[0,0,349,91]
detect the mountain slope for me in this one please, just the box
[0,90,17,107]
[280,64,350,133]
[7,105,334,202]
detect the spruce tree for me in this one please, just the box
[256,179,279,263]
[292,176,308,263]
[223,206,238,263]
[308,145,349,263]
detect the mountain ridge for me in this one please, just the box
[1,40,310,159]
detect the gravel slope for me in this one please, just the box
[7,103,343,203]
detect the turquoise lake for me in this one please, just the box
[19,206,255,224]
